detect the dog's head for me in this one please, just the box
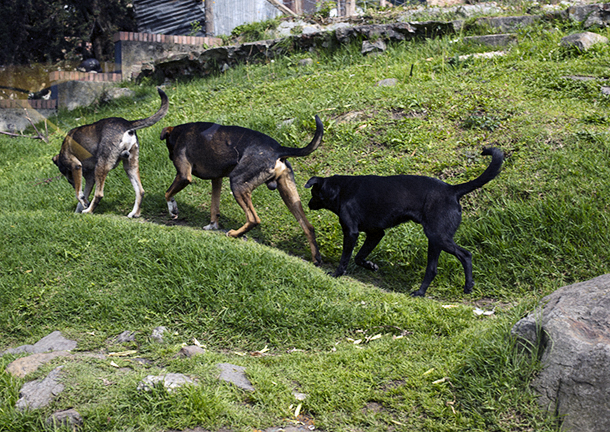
[52,154,75,187]
[305,176,337,211]
[160,126,174,141]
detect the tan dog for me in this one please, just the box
[53,88,169,217]
[160,116,324,265]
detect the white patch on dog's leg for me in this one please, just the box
[203,221,219,230]
[167,197,179,219]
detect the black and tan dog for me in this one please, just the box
[53,88,169,217]
[160,116,324,265]
[305,147,504,296]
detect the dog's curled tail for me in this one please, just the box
[453,147,504,198]
[278,115,324,158]
[129,87,170,130]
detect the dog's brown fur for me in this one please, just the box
[160,116,324,265]
[53,88,169,217]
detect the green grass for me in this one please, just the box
[1,15,609,432]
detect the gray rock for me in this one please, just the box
[16,366,64,410]
[463,33,518,47]
[362,40,387,55]
[561,32,608,51]
[217,363,255,391]
[137,373,197,392]
[602,86,610,96]
[298,58,314,67]
[2,331,77,356]
[178,345,206,358]
[46,408,83,429]
[476,15,541,32]
[568,4,610,28]
[150,326,167,343]
[512,274,610,432]
[113,331,136,344]
[102,87,135,103]
[6,351,71,378]
[377,78,398,87]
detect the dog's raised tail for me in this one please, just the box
[279,115,324,158]
[129,87,169,130]
[453,147,504,198]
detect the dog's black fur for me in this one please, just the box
[160,116,324,265]
[305,147,503,296]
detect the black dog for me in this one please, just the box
[160,116,324,265]
[305,147,503,296]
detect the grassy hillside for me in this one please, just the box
[1,14,609,431]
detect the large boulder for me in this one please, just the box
[512,274,610,432]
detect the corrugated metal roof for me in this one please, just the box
[133,0,206,36]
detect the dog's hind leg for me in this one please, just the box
[204,178,222,230]
[123,155,144,218]
[276,170,321,266]
[227,186,261,237]
[354,230,385,271]
[449,243,473,294]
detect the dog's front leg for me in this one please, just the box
[411,241,442,297]
[81,167,108,214]
[75,178,93,213]
[164,173,192,219]
[354,230,385,271]
[71,167,90,213]
[333,225,359,277]
[203,178,222,230]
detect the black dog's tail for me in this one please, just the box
[129,87,169,130]
[453,147,504,198]
[278,115,324,158]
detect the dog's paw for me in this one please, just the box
[463,285,473,294]
[204,222,220,231]
[357,260,379,272]
[331,269,346,278]
[127,211,140,218]
[226,229,239,238]
[410,290,425,297]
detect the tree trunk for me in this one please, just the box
[205,0,214,36]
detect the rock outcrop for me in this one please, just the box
[512,274,610,432]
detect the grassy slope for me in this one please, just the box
[1,16,609,432]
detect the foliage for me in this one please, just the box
[0,0,136,66]
[231,17,282,42]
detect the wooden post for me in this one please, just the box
[337,0,347,16]
[346,0,355,16]
[204,0,214,36]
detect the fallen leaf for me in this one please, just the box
[423,368,435,376]
[432,377,446,384]
[109,361,120,368]
[294,403,302,418]
[108,350,137,357]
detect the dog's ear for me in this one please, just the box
[160,126,174,140]
[304,177,320,189]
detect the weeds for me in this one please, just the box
[1,12,609,432]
